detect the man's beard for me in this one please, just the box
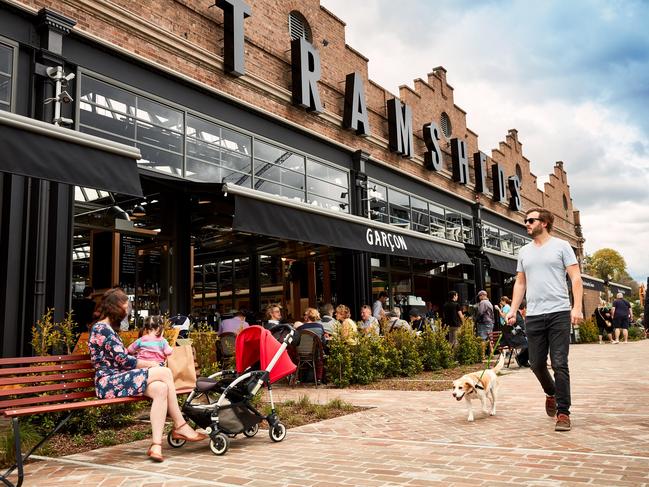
[528,225,543,238]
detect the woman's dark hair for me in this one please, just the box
[99,287,128,331]
[142,315,163,337]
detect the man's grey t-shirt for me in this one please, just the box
[516,236,578,316]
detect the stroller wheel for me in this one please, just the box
[167,432,186,448]
[269,422,286,442]
[243,424,259,438]
[209,433,229,455]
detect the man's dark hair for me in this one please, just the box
[448,291,458,300]
[83,286,94,298]
[378,291,388,299]
[526,207,554,232]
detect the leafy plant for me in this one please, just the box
[30,308,60,356]
[190,323,219,372]
[418,325,455,370]
[324,333,353,387]
[384,328,423,377]
[454,318,484,365]
[30,308,80,355]
[576,318,598,343]
[628,325,645,341]
[0,422,41,468]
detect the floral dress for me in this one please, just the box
[88,322,149,399]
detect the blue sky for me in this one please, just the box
[321,0,649,283]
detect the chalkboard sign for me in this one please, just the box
[120,235,144,285]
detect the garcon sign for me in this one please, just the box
[365,228,408,253]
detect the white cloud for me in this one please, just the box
[321,0,649,282]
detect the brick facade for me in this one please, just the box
[11,0,582,251]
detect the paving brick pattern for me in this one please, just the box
[19,341,649,486]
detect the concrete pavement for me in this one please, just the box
[20,340,649,486]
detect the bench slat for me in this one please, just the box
[0,371,95,386]
[1,387,194,417]
[0,380,96,398]
[0,362,92,377]
[0,390,97,409]
[0,354,90,366]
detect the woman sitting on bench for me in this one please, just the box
[89,288,206,462]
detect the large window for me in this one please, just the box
[0,41,15,112]
[78,74,350,213]
[80,76,183,175]
[483,223,530,255]
[367,179,473,244]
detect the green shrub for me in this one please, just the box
[349,334,383,384]
[384,328,423,377]
[190,324,219,371]
[418,325,455,370]
[454,318,484,365]
[577,318,598,343]
[0,422,41,468]
[628,325,645,341]
[325,333,353,387]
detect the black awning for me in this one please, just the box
[581,275,605,292]
[232,194,472,263]
[0,112,142,196]
[610,282,632,296]
[485,252,518,275]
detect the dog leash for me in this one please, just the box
[477,332,503,384]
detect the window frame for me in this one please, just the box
[76,69,350,212]
[0,35,19,113]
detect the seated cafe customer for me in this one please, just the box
[359,305,380,335]
[219,309,249,335]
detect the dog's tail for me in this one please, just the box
[493,351,506,374]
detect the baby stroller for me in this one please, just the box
[169,325,297,455]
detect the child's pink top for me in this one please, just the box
[127,334,173,363]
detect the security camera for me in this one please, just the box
[63,72,75,82]
[46,66,61,78]
[59,91,74,103]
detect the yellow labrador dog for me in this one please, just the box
[452,353,505,422]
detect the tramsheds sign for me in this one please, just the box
[215,0,521,211]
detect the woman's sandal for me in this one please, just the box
[171,422,208,442]
[146,442,164,462]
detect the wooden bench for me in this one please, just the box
[0,354,191,487]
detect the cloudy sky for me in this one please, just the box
[320,0,649,283]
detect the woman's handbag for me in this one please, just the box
[167,344,197,390]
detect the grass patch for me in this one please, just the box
[262,395,364,429]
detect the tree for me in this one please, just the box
[584,248,627,282]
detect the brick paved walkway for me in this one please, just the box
[18,340,649,486]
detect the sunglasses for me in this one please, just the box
[524,217,542,225]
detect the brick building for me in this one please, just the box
[1,0,589,355]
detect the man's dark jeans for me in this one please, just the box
[525,310,571,415]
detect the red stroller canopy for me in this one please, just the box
[235,326,296,383]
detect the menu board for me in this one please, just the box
[120,235,144,285]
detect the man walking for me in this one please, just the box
[475,290,494,340]
[506,207,583,432]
